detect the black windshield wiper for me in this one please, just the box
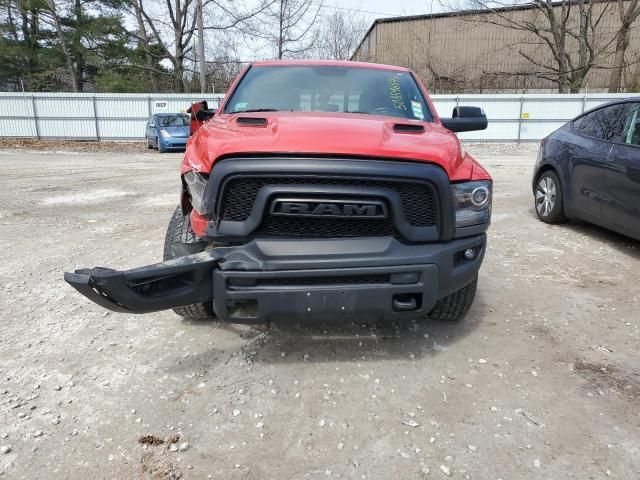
[229,108,280,114]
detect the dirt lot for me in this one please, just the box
[0,144,638,480]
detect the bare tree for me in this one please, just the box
[198,26,251,93]
[313,10,367,60]
[448,0,614,93]
[138,0,198,92]
[205,55,244,92]
[131,0,159,91]
[128,0,270,92]
[260,0,323,59]
[197,0,205,92]
[608,0,640,92]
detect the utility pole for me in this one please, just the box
[197,0,206,93]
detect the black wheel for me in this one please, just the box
[428,276,477,321]
[146,137,153,149]
[163,206,215,321]
[534,170,566,223]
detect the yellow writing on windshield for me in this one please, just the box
[388,76,407,111]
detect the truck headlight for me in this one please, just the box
[160,129,171,138]
[452,181,492,227]
[183,171,208,213]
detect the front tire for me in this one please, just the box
[428,276,477,321]
[163,206,215,321]
[534,170,566,223]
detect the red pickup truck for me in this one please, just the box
[65,60,491,323]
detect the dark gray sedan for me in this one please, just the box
[533,98,640,241]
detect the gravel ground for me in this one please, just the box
[0,144,638,479]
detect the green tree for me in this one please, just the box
[0,0,65,90]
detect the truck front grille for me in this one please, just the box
[220,176,437,233]
[256,215,397,237]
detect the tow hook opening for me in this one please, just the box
[392,293,422,312]
[226,299,258,319]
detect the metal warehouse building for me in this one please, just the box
[351,1,640,93]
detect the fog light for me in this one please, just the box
[463,248,476,260]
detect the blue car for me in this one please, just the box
[145,113,190,152]
[533,98,640,240]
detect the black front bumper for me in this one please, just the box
[65,234,485,322]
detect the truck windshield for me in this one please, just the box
[224,65,432,121]
[158,114,189,127]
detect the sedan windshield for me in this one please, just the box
[158,114,189,127]
[224,65,432,121]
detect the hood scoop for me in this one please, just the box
[393,123,425,134]
[237,117,268,127]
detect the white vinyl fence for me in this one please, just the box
[0,93,225,141]
[0,92,637,142]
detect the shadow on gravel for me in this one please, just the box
[527,207,640,260]
[248,292,487,364]
[563,221,640,258]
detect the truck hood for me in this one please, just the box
[184,112,482,181]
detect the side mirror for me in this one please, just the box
[195,108,215,121]
[440,106,488,133]
[188,101,215,135]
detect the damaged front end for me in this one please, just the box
[64,234,485,323]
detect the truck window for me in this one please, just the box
[224,65,433,122]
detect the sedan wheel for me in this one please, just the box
[534,171,566,224]
[536,177,556,217]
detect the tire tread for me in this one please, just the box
[163,207,215,320]
[428,276,477,322]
